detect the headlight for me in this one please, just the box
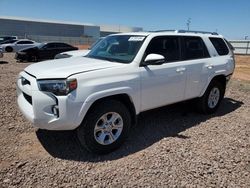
[37,79,77,96]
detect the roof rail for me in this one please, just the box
[177,30,218,35]
[152,29,177,32]
[149,29,218,35]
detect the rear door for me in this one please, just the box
[181,36,212,99]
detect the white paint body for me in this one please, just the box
[17,32,235,130]
[0,39,39,52]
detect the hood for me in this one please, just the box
[24,56,123,79]
[61,49,90,57]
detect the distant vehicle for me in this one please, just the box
[0,36,18,44]
[15,42,78,62]
[0,39,18,45]
[54,37,104,59]
[0,39,39,52]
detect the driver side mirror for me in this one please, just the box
[142,54,165,66]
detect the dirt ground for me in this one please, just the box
[234,56,250,81]
[0,53,249,187]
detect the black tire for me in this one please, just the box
[197,80,225,114]
[77,100,131,154]
[5,46,13,52]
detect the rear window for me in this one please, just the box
[209,37,229,55]
[183,36,210,60]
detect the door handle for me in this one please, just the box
[206,64,214,69]
[176,67,186,73]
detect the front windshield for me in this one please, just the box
[87,35,146,63]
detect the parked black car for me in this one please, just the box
[15,42,78,62]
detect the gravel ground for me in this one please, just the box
[0,53,249,187]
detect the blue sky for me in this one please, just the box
[0,0,249,39]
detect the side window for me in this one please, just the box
[183,37,210,60]
[17,41,34,44]
[145,36,180,62]
[45,43,56,49]
[56,43,72,48]
[209,37,229,55]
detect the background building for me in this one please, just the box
[0,16,143,47]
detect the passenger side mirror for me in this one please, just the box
[142,54,165,66]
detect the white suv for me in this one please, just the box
[17,30,235,154]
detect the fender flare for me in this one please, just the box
[74,87,138,126]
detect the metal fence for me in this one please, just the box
[229,40,250,55]
[24,34,97,47]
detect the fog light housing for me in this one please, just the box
[52,105,59,117]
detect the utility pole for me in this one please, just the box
[186,18,191,31]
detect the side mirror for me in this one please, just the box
[142,54,165,66]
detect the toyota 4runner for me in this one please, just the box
[17,30,235,154]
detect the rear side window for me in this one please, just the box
[209,37,229,55]
[183,37,210,60]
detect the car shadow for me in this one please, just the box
[0,61,8,64]
[36,97,243,162]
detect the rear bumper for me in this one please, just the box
[17,71,84,130]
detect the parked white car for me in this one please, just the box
[0,39,39,52]
[17,30,235,154]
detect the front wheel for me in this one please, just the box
[77,100,131,154]
[197,80,225,114]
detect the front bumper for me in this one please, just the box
[17,71,84,130]
[15,52,28,61]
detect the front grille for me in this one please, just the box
[23,92,32,105]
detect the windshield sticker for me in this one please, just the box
[128,36,145,41]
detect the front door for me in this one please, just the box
[140,36,187,111]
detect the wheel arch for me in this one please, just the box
[75,92,138,129]
[200,74,227,96]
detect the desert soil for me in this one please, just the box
[0,53,249,187]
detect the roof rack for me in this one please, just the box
[151,29,218,35]
[177,30,218,35]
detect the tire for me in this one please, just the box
[5,46,13,52]
[197,80,225,114]
[77,100,131,154]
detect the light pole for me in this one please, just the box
[186,18,191,31]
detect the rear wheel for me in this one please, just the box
[197,80,225,114]
[77,100,131,154]
[5,46,13,52]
